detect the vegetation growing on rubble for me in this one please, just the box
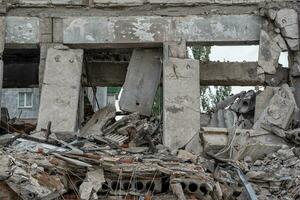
[192,46,232,112]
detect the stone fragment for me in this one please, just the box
[201,127,228,153]
[285,38,299,51]
[274,9,299,51]
[120,49,162,116]
[184,133,203,155]
[266,9,277,20]
[80,105,116,138]
[275,9,297,29]
[0,152,10,181]
[170,180,187,200]
[79,168,105,200]
[254,84,296,131]
[177,150,197,162]
[273,34,288,51]
[258,30,281,74]
[246,171,267,180]
[281,25,298,39]
[37,47,83,133]
[0,134,15,146]
[6,166,66,199]
[163,57,200,151]
[236,143,282,162]
[254,87,275,122]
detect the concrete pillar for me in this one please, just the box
[162,42,201,152]
[0,17,5,123]
[38,18,55,87]
[37,46,83,133]
[289,51,300,120]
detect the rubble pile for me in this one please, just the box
[1,83,300,200]
[243,147,300,200]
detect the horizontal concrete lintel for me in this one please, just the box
[3,60,288,88]
[87,61,265,87]
[200,61,262,86]
[3,15,262,45]
[63,15,262,45]
[17,0,85,5]
[9,0,295,7]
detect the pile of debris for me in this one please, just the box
[2,83,300,199]
[243,147,300,200]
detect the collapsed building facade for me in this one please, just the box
[0,0,299,199]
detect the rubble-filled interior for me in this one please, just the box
[0,0,300,200]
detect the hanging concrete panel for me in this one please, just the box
[37,47,83,133]
[119,49,162,116]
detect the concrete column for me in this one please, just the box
[163,42,201,153]
[0,17,5,123]
[289,51,300,120]
[38,18,55,87]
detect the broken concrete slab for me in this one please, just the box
[258,30,281,74]
[37,47,83,133]
[163,57,200,151]
[119,49,162,116]
[79,168,105,200]
[275,8,298,29]
[6,166,66,200]
[0,151,11,181]
[274,8,299,51]
[251,85,296,147]
[235,143,283,161]
[254,87,275,122]
[201,127,228,153]
[80,105,116,138]
[285,38,299,51]
[254,85,296,131]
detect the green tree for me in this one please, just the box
[192,46,232,112]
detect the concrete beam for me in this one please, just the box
[200,62,261,86]
[2,15,261,46]
[63,15,262,46]
[9,0,295,7]
[5,17,39,44]
[18,0,85,5]
[86,61,287,87]
[2,60,288,88]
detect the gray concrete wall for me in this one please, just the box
[0,87,108,120]
[1,88,40,119]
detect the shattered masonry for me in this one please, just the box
[0,0,300,200]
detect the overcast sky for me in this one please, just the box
[209,45,288,94]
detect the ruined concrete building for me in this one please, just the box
[0,0,299,199]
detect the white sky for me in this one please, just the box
[209,46,288,94]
